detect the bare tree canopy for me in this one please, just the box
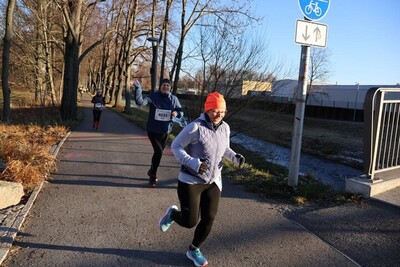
[1,0,296,123]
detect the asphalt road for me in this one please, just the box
[2,94,399,267]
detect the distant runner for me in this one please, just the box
[91,89,106,131]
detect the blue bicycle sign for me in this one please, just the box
[298,0,330,21]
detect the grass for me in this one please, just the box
[224,143,363,205]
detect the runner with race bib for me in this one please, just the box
[133,78,183,187]
[91,89,106,131]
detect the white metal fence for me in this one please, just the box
[364,87,400,180]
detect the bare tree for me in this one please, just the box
[32,0,58,106]
[1,0,15,122]
[59,0,111,121]
[159,0,173,83]
[181,16,281,120]
[171,14,293,141]
[122,0,139,114]
[166,0,260,95]
[10,0,64,107]
[307,47,332,101]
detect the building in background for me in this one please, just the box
[270,80,400,109]
[217,80,272,98]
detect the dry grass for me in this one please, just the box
[0,124,68,191]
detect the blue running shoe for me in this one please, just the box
[186,247,208,267]
[159,205,178,232]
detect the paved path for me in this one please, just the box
[1,94,399,266]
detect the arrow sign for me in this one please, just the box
[295,19,328,48]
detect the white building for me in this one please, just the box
[270,79,400,109]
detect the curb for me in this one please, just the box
[0,131,71,265]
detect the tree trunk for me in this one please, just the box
[60,30,79,121]
[160,0,173,83]
[172,40,184,95]
[43,1,57,106]
[1,0,16,122]
[59,0,84,121]
[35,2,46,106]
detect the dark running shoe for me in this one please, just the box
[147,169,158,187]
[149,177,157,187]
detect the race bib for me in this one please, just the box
[95,103,102,108]
[155,109,171,121]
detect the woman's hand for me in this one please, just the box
[198,161,208,175]
[235,154,245,168]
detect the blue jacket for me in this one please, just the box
[171,113,241,191]
[134,84,183,134]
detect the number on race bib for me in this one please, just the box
[155,109,171,121]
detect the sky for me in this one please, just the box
[249,0,400,85]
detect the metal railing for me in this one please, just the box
[364,87,400,180]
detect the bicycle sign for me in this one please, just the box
[298,0,330,21]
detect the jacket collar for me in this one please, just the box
[200,112,223,130]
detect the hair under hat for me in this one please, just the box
[161,78,171,85]
[204,92,226,111]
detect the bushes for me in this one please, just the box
[0,124,67,192]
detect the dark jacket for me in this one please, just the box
[91,94,105,110]
[135,84,183,134]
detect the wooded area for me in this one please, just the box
[1,0,291,122]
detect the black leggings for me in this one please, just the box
[147,131,169,174]
[171,181,221,248]
[93,110,102,122]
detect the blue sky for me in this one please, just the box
[250,0,400,85]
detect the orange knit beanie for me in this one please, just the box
[204,92,226,111]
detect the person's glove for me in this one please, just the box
[235,154,245,168]
[198,160,208,175]
[132,80,140,89]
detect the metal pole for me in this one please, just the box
[288,44,310,187]
[353,82,359,121]
[147,37,159,95]
[151,44,157,94]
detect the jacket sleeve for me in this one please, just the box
[173,96,184,119]
[223,125,239,164]
[134,83,152,106]
[171,122,202,173]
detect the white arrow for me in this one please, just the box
[314,27,322,42]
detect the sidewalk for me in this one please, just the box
[1,94,399,266]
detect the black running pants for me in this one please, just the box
[171,181,221,248]
[147,131,169,175]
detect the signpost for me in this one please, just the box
[289,0,330,187]
[295,20,328,48]
[298,0,330,21]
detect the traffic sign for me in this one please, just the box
[298,0,330,21]
[295,19,328,47]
